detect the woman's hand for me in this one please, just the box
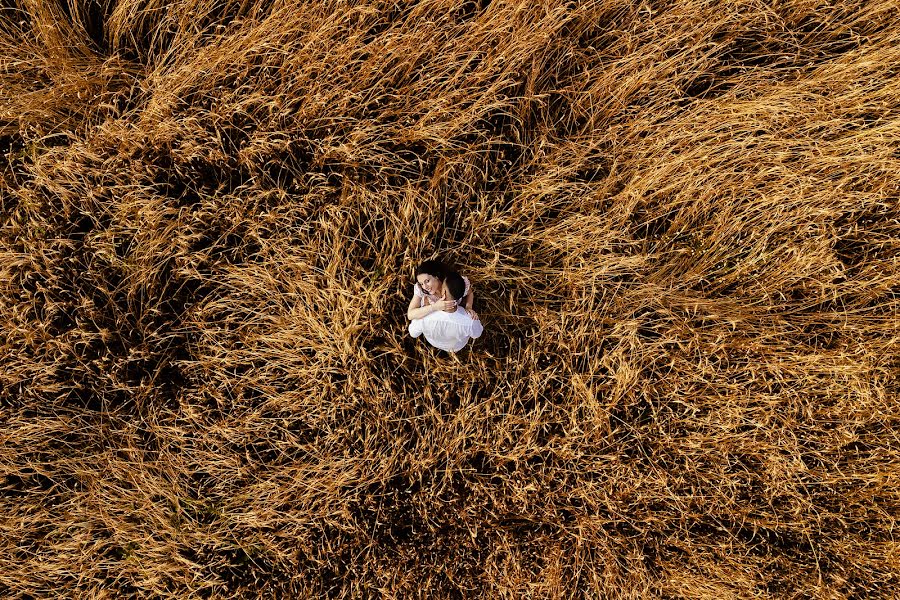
[465,307,479,320]
[430,298,457,312]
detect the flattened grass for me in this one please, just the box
[1,0,899,597]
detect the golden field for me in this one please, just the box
[1,0,899,597]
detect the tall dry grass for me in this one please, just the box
[1,0,899,597]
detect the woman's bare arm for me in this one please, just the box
[463,287,479,320]
[407,292,456,320]
[407,294,427,320]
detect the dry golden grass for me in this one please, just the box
[2,0,899,597]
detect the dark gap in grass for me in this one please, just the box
[56,0,73,29]
[784,286,810,304]
[369,141,435,184]
[727,453,761,473]
[631,207,675,243]
[156,361,186,395]
[685,519,722,540]
[154,259,202,313]
[844,517,895,545]
[683,73,735,100]
[800,322,841,349]
[484,145,527,193]
[258,156,297,190]
[145,147,172,170]
[799,450,826,470]
[81,0,114,54]
[219,547,289,594]
[602,519,641,539]
[199,0,254,37]
[123,356,158,386]
[840,439,871,459]
[178,156,220,190]
[283,138,315,177]
[610,398,653,456]
[636,309,662,340]
[0,3,30,35]
[833,236,871,271]
[564,3,623,48]
[545,91,574,135]
[66,386,107,411]
[717,32,795,71]
[115,43,142,64]
[573,160,609,184]
[794,16,865,57]
[70,213,94,241]
[314,541,356,596]
[0,133,23,163]
[362,4,407,45]
[441,387,461,411]
[468,451,494,477]
[3,470,60,494]
[245,436,283,464]
[616,395,651,425]
[735,523,815,557]
[157,158,250,207]
[454,0,491,23]
[536,420,564,445]
[99,77,145,118]
[713,281,742,298]
[48,307,76,335]
[218,115,254,156]
[112,233,132,260]
[187,224,260,266]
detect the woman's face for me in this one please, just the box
[417,273,441,296]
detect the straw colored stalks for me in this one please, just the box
[2,0,899,597]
